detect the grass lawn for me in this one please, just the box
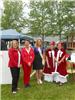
[1,71,75,100]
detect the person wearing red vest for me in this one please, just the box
[21,40,34,88]
[8,40,22,94]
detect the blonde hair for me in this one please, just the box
[9,41,13,48]
[35,39,42,47]
[12,40,19,49]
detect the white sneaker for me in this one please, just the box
[12,91,17,94]
[59,83,63,86]
[39,79,43,84]
[37,80,40,84]
[17,88,20,90]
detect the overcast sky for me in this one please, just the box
[0,0,30,16]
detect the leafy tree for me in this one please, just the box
[28,0,75,43]
[28,0,55,35]
[1,0,26,32]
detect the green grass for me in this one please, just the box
[1,72,75,100]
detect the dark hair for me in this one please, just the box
[24,39,30,43]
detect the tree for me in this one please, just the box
[27,0,58,46]
[28,0,55,35]
[28,0,75,42]
[61,1,75,47]
[1,0,26,32]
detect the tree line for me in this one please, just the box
[1,0,75,42]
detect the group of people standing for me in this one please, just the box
[8,39,68,94]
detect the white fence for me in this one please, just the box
[0,51,12,84]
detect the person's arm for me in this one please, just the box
[42,49,46,60]
[46,56,50,68]
[58,55,65,64]
[45,49,50,68]
[29,48,35,65]
[58,50,66,64]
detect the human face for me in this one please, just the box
[37,39,42,47]
[24,40,30,48]
[50,45,54,50]
[12,40,18,49]
[57,43,62,50]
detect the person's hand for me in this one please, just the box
[54,58,58,62]
[28,62,31,66]
[47,64,50,68]
[46,58,50,68]
[18,64,22,68]
[58,61,61,65]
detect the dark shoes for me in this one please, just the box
[25,84,31,88]
[12,91,17,94]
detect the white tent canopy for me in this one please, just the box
[0,29,21,39]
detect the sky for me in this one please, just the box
[0,0,73,17]
[0,0,30,33]
[0,0,74,16]
[0,0,30,17]
[0,0,3,15]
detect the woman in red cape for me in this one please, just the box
[43,41,56,82]
[53,42,68,85]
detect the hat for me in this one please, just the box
[50,41,55,46]
[57,42,63,46]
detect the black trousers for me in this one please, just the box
[10,67,20,92]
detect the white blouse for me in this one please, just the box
[18,51,21,67]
